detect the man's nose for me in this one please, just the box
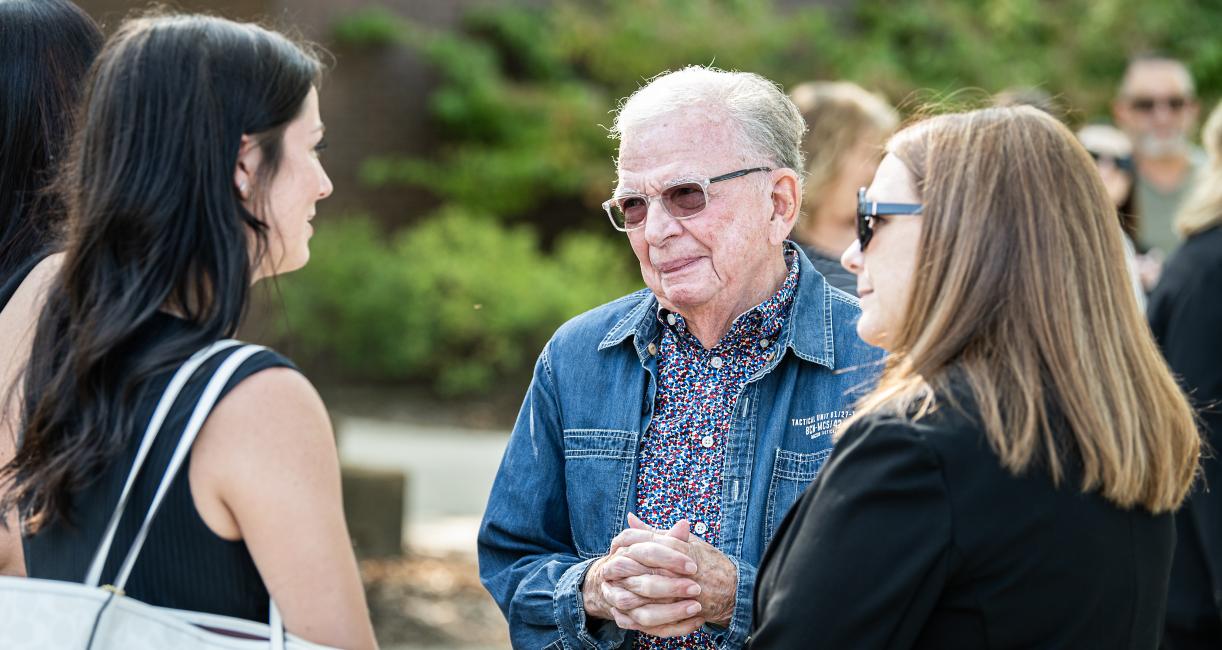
[643,197,681,243]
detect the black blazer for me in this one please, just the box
[1149,224,1222,649]
[750,393,1174,649]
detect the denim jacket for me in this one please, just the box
[478,246,884,649]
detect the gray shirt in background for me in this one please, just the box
[1137,147,1207,255]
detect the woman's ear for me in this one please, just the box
[233,135,259,205]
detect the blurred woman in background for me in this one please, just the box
[0,0,101,306]
[1077,123,1150,307]
[789,81,898,295]
[0,13,376,649]
[1151,100,1222,650]
[751,106,1199,649]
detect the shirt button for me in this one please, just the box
[693,521,708,535]
[647,343,658,356]
[701,435,715,448]
[710,356,724,369]
[666,313,677,326]
[759,338,770,349]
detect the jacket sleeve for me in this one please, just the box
[1150,267,1222,599]
[478,344,630,649]
[749,419,953,649]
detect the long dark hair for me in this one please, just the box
[2,14,321,531]
[0,0,102,282]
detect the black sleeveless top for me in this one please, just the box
[22,314,297,622]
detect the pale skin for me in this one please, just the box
[1112,60,1200,193]
[0,88,375,650]
[582,106,802,636]
[840,153,923,349]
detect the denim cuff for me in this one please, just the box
[554,557,628,649]
[703,554,756,648]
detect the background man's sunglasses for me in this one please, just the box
[1127,96,1190,113]
[856,187,923,251]
[603,167,772,232]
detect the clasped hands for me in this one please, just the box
[582,513,737,638]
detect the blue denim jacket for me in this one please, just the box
[478,246,884,649]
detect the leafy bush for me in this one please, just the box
[279,213,640,395]
[303,0,1222,394]
[335,0,1222,222]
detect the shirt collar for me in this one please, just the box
[599,242,837,368]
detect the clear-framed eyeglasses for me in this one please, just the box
[602,166,773,232]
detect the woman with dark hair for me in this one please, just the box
[0,0,102,305]
[0,13,376,649]
[749,106,1199,648]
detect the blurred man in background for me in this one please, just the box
[1114,55,1204,259]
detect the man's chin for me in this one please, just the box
[1138,133,1189,158]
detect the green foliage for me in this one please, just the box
[337,0,1221,220]
[311,0,1222,394]
[279,214,640,395]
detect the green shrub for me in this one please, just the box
[335,0,1222,224]
[307,0,1222,394]
[279,213,640,395]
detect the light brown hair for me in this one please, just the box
[841,106,1199,513]
[790,81,897,211]
[1175,101,1222,237]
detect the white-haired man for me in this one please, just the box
[479,66,883,649]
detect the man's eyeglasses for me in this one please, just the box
[1087,150,1135,173]
[857,187,922,251]
[603,167,772,232]
[1127,95,1190,113]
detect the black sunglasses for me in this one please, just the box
[1128,96,1189,113]
[1087,150,1135,173]
[856,187,923,251]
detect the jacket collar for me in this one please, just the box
[597,242,837,369]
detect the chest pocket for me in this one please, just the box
[562,429,638,558]
[764,448,833,547]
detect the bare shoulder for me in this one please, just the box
[194,366,338,484]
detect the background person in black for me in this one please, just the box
[0,13,377,649]
[788,81,898,296]
[1150,100,1222,650]
[750,106,1200,649]
[0,0,101,304]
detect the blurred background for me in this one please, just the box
[68,1,1222,648]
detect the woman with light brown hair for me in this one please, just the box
[1150,100,1222,650]
[750,105,1200,649]
[790,81,898,295]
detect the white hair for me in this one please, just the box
[610,66,806,187]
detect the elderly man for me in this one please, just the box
[1113,54,1204,257]
[478,66,882,649]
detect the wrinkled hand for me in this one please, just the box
[583,518,703,637]
[581,514,738,638]
[610,514,738,631]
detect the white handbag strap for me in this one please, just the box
[110,344,266,590]
[270,600,286,649]
[82,341,290,649]
[84,339,241,588]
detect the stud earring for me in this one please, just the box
[239,181,249,198]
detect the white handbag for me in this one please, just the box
[0,340,341,649]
